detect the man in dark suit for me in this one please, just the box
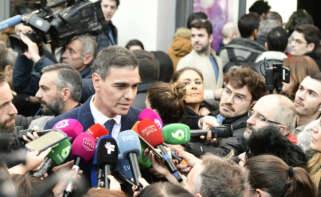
[44,46,141,186]
[45,46,141,133]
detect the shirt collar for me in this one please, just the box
[89,95,121,125]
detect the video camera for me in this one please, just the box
[255,59,290,93]
[1,0,104,51]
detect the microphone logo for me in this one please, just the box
[154,119,162,129]
[54,119,69,128]
[61,146,71,158]
[104,142,115,154]
[82,137,95,152]
[171,129,185,141]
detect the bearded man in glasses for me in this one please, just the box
[244,94,297,144]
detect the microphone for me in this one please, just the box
[138,108,163,130]
[64,133,96,197]
[85,124,109,142]
[0,15,22,31]
[162,123,191,144]
[96,136,118,188]
[33,139,71,177]
[117,130,142,187]
[52,119,84,141]
[137,119,182,182]
[137,143,152,169]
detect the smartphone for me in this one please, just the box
[25,130,68,152]
[137,135,163,160]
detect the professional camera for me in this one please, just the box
[210,125,232,139]
[255,59,290,93]
[7,0,104,51]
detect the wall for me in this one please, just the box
[113,0,176,52]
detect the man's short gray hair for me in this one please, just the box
[42,64,82,102]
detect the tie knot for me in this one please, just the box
[104,119,115,133]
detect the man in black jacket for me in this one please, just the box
[187,67,266,156]
[96,0,119,52]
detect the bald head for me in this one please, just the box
[245,94,296,139]
[221,22,240,44]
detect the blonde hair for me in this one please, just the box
[307,152,321,193]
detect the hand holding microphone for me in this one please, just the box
[137,119,183,182]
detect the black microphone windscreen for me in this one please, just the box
[97,136,118,168]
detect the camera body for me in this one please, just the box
[10,0,104,51]
[255,59,290,93]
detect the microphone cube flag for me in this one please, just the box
[72,133,96,163]
[117,130,141,160]
[137,119,163,147]
[52,119,83,141]
[161,123,191,145]
[49,139,72,165]
[96,135,118,168]
[138,108,163,130]
[86,124,108,142]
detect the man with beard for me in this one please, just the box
[294,73,321,135]
[176,19,223,105]
[244,94,297,143]
[15,64,82,130]
[186,67,266,157]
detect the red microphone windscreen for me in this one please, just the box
[131,121,140,133]
[137,119,163,147]
[72,133,96,162]
[85,123,108,142]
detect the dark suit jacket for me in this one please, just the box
[44,96,141,186]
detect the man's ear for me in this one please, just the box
[209,34,214,44]
[83,54,94,65]
[307,42,315,53]
[92,73,101,92]
[61,87,71,101]
[278,125,288,136]
[256,188,271,197]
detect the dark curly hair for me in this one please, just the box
[224,67,266,101]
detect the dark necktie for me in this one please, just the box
[104,119,115,135]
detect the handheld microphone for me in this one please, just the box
[138,143,152,169]
[85,124,109,142]
[138,108,163,130]
[64,133,96,197]
[33,139,71,177]
[138,119,182,182]
[162,123,191,145]
[117,130,142,187]
[52,119,84,141]
[96,136,118,188]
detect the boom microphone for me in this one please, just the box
[138,108,163,130]
[117,130,142,187]
[64,133,96,197]
[96,136,118,188]
[138,119,182,182]
[52,119,84,141]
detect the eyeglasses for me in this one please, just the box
[221,88,250,104]
[248,109,282,125]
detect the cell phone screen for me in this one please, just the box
[25,131,68,152]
